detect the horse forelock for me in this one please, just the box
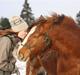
[46,14,76,27]
[49,14,65,25]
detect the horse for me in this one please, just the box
[18,13,80,75]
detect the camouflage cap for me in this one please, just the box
[9,16,28,32]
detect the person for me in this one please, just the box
[0,16,28,75]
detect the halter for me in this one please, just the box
[24,33,50,74]
[41,32,52,52]
[25,26,52,59]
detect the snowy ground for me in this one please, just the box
[12,59,26,75]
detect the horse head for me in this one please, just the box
[18,13,77,61]
[18,14,62,60]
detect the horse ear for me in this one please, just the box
[38,15,46,21]
[36,15,46,24]
[39,15,45,19]
[59,14,65,21]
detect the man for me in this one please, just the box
[0,16,28,75]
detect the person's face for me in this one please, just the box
[18,30,27,39]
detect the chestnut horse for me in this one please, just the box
[18,13,80,75]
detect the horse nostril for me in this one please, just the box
[22,57,27,61]
[18,52,24,60]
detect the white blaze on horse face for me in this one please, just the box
[22,26,37,45]
[18,26,37,51]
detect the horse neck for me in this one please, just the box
[48,23,80,56]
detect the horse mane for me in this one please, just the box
[32,13,76,28]
[28,13,78,37]
[32,14,77,34]
[46,13,76,27]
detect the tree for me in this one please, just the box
[0,17,11,29]
[76,11,80,25]
[20,0,35,27]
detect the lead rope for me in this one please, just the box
[37,55,48,75]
